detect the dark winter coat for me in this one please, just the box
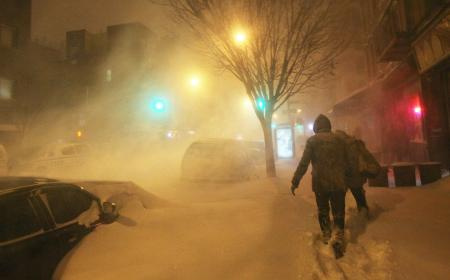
[291,115,348,193]
[335,130,366,189]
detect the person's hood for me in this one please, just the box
[313,114,331,133]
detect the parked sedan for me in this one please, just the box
[0,177,118,279]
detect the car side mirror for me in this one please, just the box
[100,201,118,224]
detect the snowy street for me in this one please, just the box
[54,161,450,280]
[2,1,449,279]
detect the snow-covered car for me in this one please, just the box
[18,143,92,177]
[0,177,118,279]
[181,139,264,181]
[242,140,266,166]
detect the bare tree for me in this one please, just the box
[163,0,352,176]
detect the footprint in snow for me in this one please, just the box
[305,232,393,280]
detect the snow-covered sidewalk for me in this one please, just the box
[54,162,450,280]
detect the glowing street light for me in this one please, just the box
[233,30,247,45]
[243,97,252,109]
[189,75,201,88]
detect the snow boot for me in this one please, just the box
[332,240,344,259]
[331,229,345,259]
[321,230,332,244]
[359,206,370,220]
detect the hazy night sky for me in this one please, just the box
[32,0,168,46]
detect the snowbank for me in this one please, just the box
[54,168,450,280]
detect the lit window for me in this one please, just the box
[0,78,12,99]
[106,69,112,82]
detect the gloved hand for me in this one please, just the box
[290,184,298,196]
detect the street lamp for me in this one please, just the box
[189,75,200,88]
[233,30,247,45]
[243,97,252,109]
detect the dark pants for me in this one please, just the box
[314,190,346,234]
[350,187,368,210]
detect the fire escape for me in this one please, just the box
[372,0,410,62]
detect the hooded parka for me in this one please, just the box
[292,114,348,193]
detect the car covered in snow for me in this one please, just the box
[0,177,118,279]
[16,142,93,177]
[181,139,265,181]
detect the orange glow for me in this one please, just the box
[233,30,247,45]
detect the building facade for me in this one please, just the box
[331,0,449,168]
[63,23,155,141]
[0,0,31,148]
[0,0,64,152]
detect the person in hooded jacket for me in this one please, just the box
[291,114,349,249]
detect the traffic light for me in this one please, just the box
[150,97,168,113]
[413,105,422,116]
[256,97,266,111]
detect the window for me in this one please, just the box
[0,194,41,243]
[0,78,12,99]
[44,187,93,224]
[106,69,112,82]
[0,24,15,48]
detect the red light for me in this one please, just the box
[413,106,422,116]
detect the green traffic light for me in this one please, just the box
[150,98,168,113]
[256,97,266,111]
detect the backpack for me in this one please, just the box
[356,140,381,178]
